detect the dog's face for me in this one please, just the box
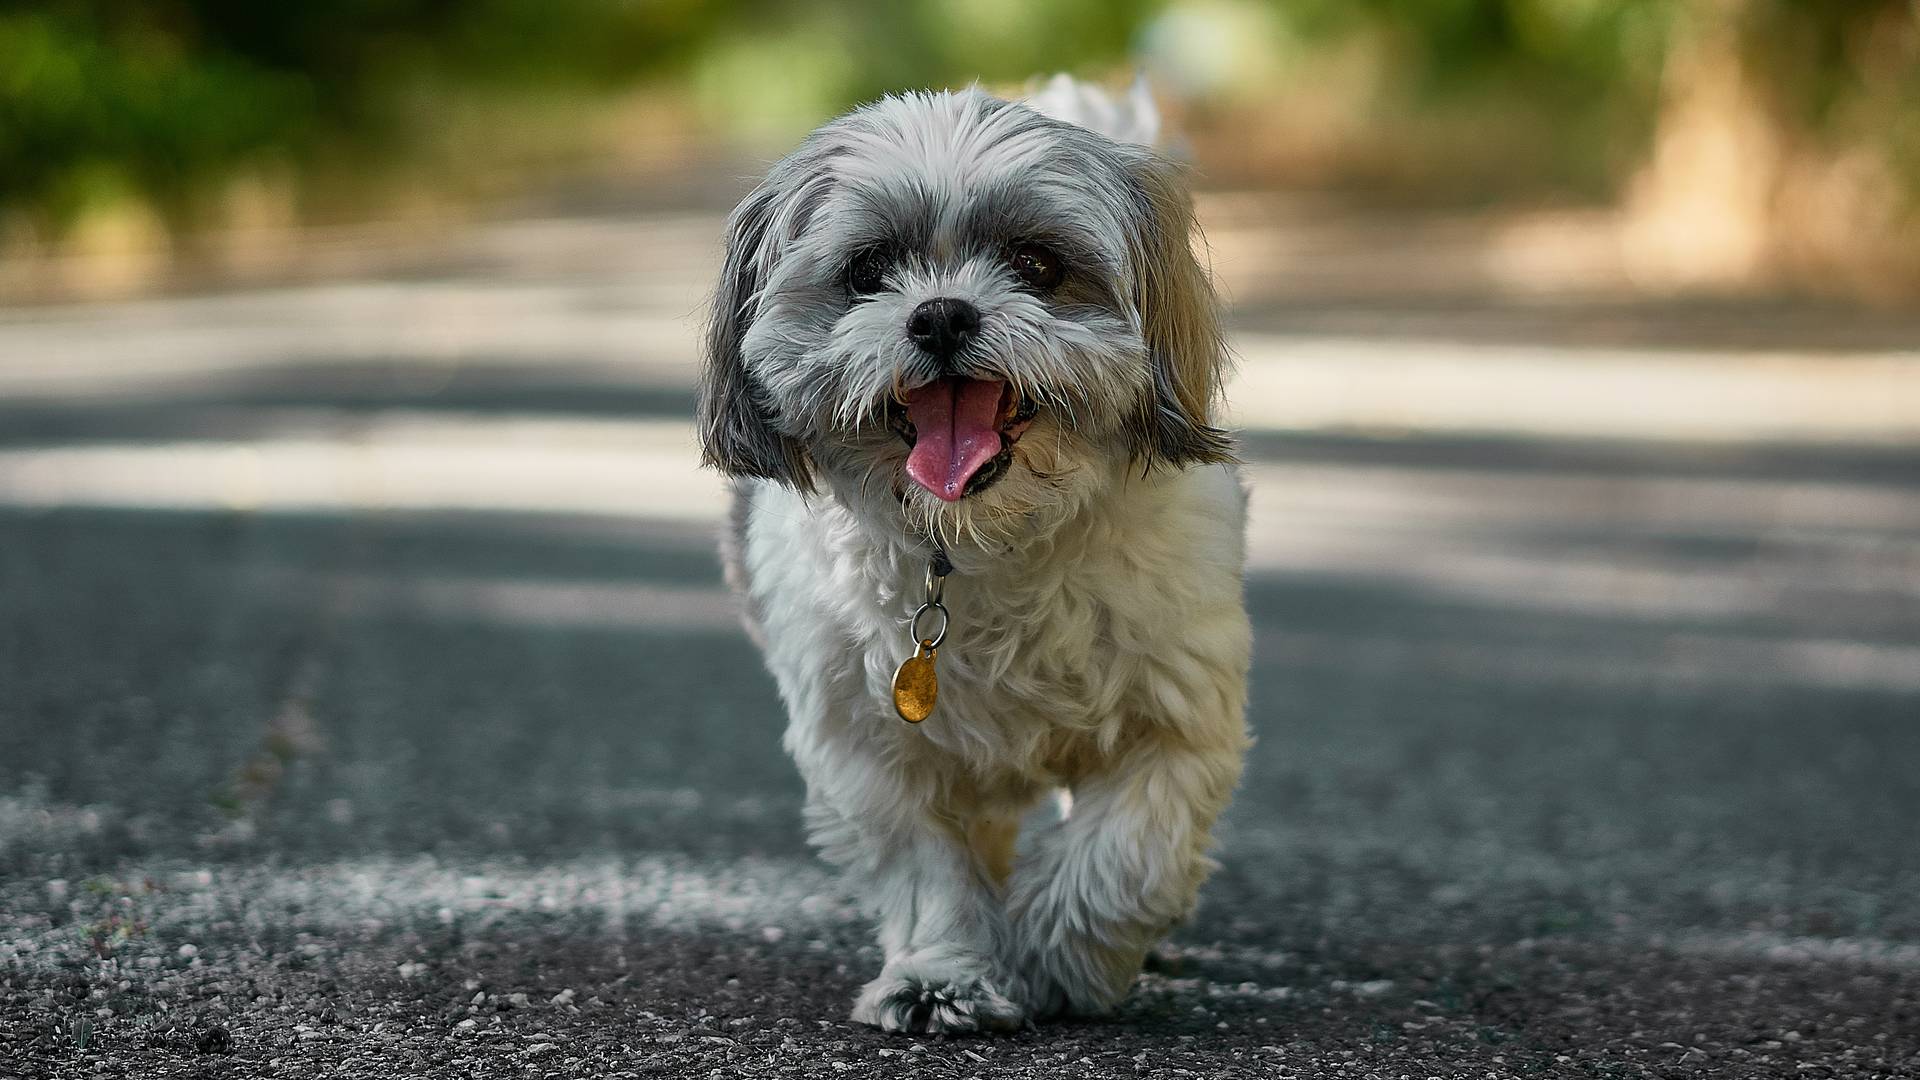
[699,89,1231,546]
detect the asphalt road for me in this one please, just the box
[2,205,1919,1078]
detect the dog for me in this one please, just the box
[698,80,1250,1033]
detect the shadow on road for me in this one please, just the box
[2,298,1917,1075]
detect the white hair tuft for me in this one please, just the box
[1021,73,1160,147]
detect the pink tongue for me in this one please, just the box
[904,378,1006,501]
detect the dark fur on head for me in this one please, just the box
[698,88,1235,530]
[699,179,818,490]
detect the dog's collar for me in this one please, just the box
[891,547,952,724]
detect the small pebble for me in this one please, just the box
[193,1024,234,1055]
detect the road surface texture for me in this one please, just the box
[2,197,1919,1078]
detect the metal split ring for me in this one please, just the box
[924,564,947,605]
[908,601,949,650]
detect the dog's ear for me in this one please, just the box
[1126,153,1236,470]
[698,179,814,490]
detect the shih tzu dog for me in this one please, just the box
[699,79,1250,1033]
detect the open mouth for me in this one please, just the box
[887,378,1038,501]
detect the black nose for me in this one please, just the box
[907,298,980,360]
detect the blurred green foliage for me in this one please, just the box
[1255,0,1681,194]
[1740,0,1920,189]
[0,0,1915,235]
[0,0,742,231]
[687,0,1164,135]
[0,0,1176,233]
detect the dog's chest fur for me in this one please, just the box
[730,462,1249,794]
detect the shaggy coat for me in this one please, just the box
[702,86,1251,1033]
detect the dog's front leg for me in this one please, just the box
[800,757,1026,1034]
[1008,728,1245,1016]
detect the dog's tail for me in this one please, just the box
[1022,73,1160,147]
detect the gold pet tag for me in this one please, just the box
[892,641,939,723]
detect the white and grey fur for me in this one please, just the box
[700,86,1251,1033]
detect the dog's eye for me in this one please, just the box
[1009,243,1064,292]
[847,249,892,296]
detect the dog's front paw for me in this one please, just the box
[1012,939,1135,1020]
[850,956,1026,1035]
[1009,876,1156,1018]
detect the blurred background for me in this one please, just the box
[5,0,1920,299]
[2,3,1918,1077]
